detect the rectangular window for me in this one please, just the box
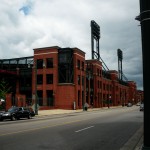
[77,60,80,70]
[90,78,94,89]
[46,74,53,84]
[109,84,112,91]
[37,75,43,84]
[82,61,84,71]
[78,75,80,85]
[47,90,54,106]
[116,86,118,91]
[98,81,99,88]
[103,83,105,90]
[58,49,74,83]
[100,81,102,89]
[37,90,43,106]
[37,59,43,69]
[78,90,80,106]
[107,84,109,91]
[46,58,53,68]
[97,69,99,76]
[82,76,84,86]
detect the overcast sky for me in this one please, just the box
[0,0,143,90]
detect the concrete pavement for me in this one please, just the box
[37,108,83,117]
[36,106,143,150]
[120,125,143,150]
[36,106,121,117]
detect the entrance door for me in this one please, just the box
[47,90,54,106]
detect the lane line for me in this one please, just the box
[0,119,83,137]
[75,126,94,133]
[0,118,93,137]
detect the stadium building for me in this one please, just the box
[0,21,143,111]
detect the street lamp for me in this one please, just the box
[34,59,38,115]
[108,95,111,108]
[136,1,150,149]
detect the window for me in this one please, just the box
[78,75,80,85]
[23,108,28,111]
[47,90,53,106]
[77,60,80,70]
[37,75,43,84]
[90,78,94,89]
[82,61,84,71]
[46,58,53,68]
[100,81,102,89]
[82,76,84,86]
[103,83,105,90]
[100,70,102,77]
[116,86,118,91]
[58,49,74,83]
[97,69,99,76]
[46,74,53,84]
[37,90,43,106]
[107,84,109,91]
[37,59,43,69]
[110,85,112,91]
[78,90,80,107]
[59,53,68,63]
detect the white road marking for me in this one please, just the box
[75,126,94,133]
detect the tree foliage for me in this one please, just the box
[0,79,11,99]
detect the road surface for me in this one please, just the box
[0,106,143,150]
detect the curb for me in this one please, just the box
[120,125,143,150]
[134,135,143,150]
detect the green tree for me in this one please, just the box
[0,79,11,100]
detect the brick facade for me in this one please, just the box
[31,46,141,110]
[1,46,143,110]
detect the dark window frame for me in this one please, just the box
[46,58,53,68]
[78,75,80,85]
[82,61,84,71]
[37,59,43,69]
[77,60,80,70]
[37,74,43,84]
[46,74,53,84]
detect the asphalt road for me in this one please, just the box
[0,106,143,150]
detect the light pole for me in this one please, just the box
[34,59,38,115]
[136,1,150,149]
[108,95,111,108]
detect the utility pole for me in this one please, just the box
[34,59,38,115]
[136,1,150,149]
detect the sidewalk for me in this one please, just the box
[37,109,83,117]
[36,107,112,117]
[120,125,143,150]
[36,107,143,150]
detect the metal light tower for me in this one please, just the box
[117,49,123,80]
[91,20,100,60]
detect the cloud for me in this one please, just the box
[0,0,143,90]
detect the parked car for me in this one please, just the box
[0,106,35,121]
[136,102,141,106]
[0,111,5,120]
[27,107,35,117]
[140,103,144,111]
[127,103,132,107]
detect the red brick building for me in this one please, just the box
[32,46,86,110]
[0,46,143,110]
[31,46,141,110]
